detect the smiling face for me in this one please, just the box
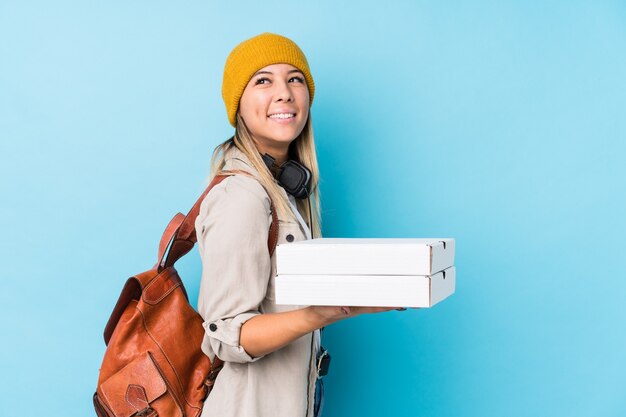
[238,63,310,159]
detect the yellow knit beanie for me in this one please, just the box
[222,32,315,127]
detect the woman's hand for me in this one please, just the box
[241,306,410,357]
[306,305,406,327]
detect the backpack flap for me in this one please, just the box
[99,352,168,417]
[103,276,141,345]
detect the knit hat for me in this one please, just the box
[222,33,315,127]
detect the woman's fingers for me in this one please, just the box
[349,306,403,315]
[308,305,410,326]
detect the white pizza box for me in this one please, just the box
[276,238,455,276]
[275,266,455,308]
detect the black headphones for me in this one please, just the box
[262,153,312,199]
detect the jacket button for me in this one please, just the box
[209,323,217,332]
[286,234,294,242]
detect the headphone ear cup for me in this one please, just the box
[279,160,311,199]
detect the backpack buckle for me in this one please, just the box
[135,407,156,417]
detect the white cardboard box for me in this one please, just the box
[275,266,455,308]
[276,238,455,276]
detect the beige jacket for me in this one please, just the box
[195,146,321,417]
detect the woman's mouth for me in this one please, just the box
[268,113,296,123]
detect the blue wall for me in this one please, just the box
[1,1,625,416]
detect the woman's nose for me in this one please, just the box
[274,80,294,102]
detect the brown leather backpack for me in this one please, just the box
[94,171,278,417]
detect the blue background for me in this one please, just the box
[1,1,625,416]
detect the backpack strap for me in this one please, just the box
[160,170,279,270]
[154,213,186,269]
[104,171,279,345]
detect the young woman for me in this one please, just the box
[195,32,398,417]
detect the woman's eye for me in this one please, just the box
[289,76,305,83]
[255,77,270,85]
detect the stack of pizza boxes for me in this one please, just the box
[274,238,455,308]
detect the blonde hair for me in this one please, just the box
[209,112,322,238]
